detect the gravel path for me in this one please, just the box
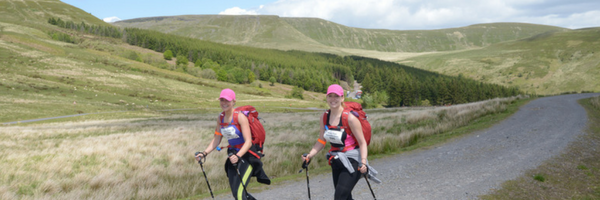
[208,93,599,200]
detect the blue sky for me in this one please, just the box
[61,0,600,30]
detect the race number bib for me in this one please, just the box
[324,129,345,145]
[221,126,239,140]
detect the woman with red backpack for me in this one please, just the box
[195,88,269,200]
[302,84,379,200]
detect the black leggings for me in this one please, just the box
[225,157,255,200]
[331,158,362,200]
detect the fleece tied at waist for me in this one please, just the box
[327,149,382,184]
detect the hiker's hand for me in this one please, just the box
[229,154,239,164]
[359,164,368,174]
[302,153,311,163]
[195,152,206,162]
[301,153,311,168]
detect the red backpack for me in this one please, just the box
[220,105,266,159]
[322,102,372,151]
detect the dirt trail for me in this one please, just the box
[205,93,599,200]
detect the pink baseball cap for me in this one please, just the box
[219,88,236,101]
[326,84,344,96]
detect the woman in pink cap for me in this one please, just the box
[302,84,370,200]
[195,88,261,200]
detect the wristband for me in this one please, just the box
[317,138,326,145]
[214,130,222,136]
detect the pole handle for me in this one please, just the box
[228,153,240,167]
[195,151,206,164]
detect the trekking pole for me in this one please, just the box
[229,153,251,200]
[299,153,311,200]
[194,152,214,199]
[362,165,377,200]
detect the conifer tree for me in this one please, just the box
[361,73,374,94]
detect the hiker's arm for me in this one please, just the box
[348,114,368,172]
[206,121,224,154]
[230,113,252,163]
[196,121,223,160]
[306,117,327,160]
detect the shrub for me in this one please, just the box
[248,70,256,83]
[250,81,261,88]
[125,51,142,62]
[175,55,188,66]
[361,93,375,109]
[591,96,600,110]
[533,174,545,182]
[288,86,304,99]
[421,99,432,106]
[200,69,217,79]
[163,50,173,60]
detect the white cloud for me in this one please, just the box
[534,10,600,29]
[225,0,600,30]
[219,7,259,15]
[103,16,121,23]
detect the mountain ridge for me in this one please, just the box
[114,15,568,53]
[114,14,599,95]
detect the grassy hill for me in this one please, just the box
[115,15,326,52]
[4,0,512,123]
[0,0,326,123]
[114,15,598,95]
[114,15,567,53]
[0,0,105,28]
[1,0,594,125]
[399,28,600,95]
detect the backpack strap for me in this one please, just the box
[322,111,329,127]
[341,110,352,135]
[219,110,241,127]
[339,109,358,151]
[323,110,342,129]
[218,112,228,127]
[232,110,240,127]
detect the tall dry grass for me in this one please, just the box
[0,97,521,199]
[590,96,600,110]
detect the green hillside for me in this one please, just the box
[115,15,325,51]
[0,0,105,28]
[1,0,519,124]
[0,0,325,123]
[114,15,567,53]
[114,15,598,95]
[401,28,600,95]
